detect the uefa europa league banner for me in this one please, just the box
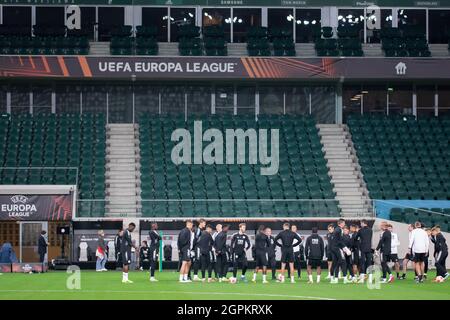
[2,56,450,80]
[0,194,73,221]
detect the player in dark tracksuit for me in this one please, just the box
[121,223,136,283]
[275,222,302,283]
[252,226,271,283]
[329,220,347,283]
[266,227,278,280]
[197,224,215,282]
[114,229,123,269]
[178,220,193,282]
[350,224,361,277]
[214,224,229,282]
[325,226,333,279]
[431,226,449,280]
[148,223,161,281]
[355,219,373,282]
[305,227,325,283]
[230,223,251,282]
[376,223,394,283]
[192,219,206,281]
[343,226,355,280]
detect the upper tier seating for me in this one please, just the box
[348,115,450,201]
[0,24,89,55]
[315,26,363,57]
[178,24,202,56]
[110,25,159,55]
[139,114,338,218]
[203,26,228,56]
[0,113,106,216]
[380,26,431,57]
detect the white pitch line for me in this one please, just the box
[0,289,335,300]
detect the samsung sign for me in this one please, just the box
[98,61,237,74]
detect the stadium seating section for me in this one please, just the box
[270,27,296,57]
[139,114,338,218]
[315,26,363,57]
[348,114,450,201]
[110,25,159,56]
[389,207,450,232]
[0,24,89,55]
[0,113,106,216]
[380,26,431,57]
[178,25,203,56]
[203,26,228,56]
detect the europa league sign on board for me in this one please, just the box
[0,194,73,221]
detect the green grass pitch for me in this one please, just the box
[0,271,449,300]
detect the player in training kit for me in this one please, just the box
[197,224,215,282]
[266,227,278,280]
[325,225,333,279]
[148,222,161,282]
[192,219,206,281]
[431,225,449,281]
[349,224,360,278]
[401,224,416,280]
[291,225,303,279]
[376,222,394,283]
[329,219,350,284]
[387,224,401,279]
[252,225,271,283]
[178,220,194,283]
[230,223,251,282]
[275,222,302,283]
[355,219,373,283]
[114,229,124,269]
[214,224,230,282]
[121,223,136,283]
[305,227,325,283]
[343,226,356,283]
[409,221,430,283]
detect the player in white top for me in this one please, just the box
[387,224,401,279]
[408,221,430,283]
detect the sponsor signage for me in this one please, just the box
[0,194,73,221]
[1,56,450,80]
[0,0,447,6]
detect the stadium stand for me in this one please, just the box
[348,115,450,224]
[0,24,89,55]
[138,114,339,218]
[246,27,271,56]
[389,207,450,231]
[203,26,228,56]
[270,27,296,56]
[0,113,106,216]
[380,26,431,57]
[178,24,202,56]
[315,26,363,57]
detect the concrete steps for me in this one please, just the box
[89,41,110,56]
[318,124,373,218]
[105,123,141,217]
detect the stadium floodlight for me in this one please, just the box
[296,20,302,24]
